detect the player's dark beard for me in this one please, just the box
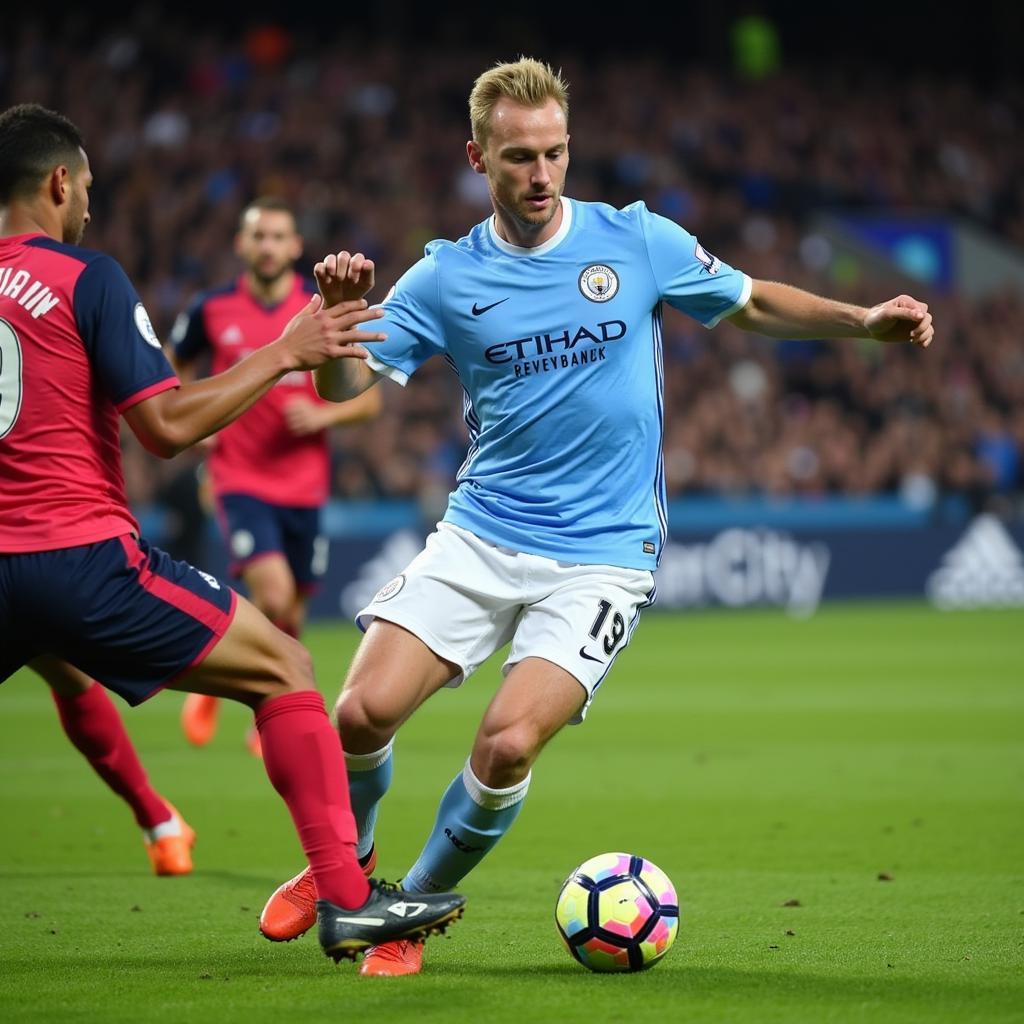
[64,195,87,245]
[251,262,289,288]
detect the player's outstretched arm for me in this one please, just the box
[124,297,384,458]
[727,280,933,347]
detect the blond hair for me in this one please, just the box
[469,57,569,144]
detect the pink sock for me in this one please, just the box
[52,683,170,830]
[255,690,370,909]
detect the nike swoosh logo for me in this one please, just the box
[579,647,605,664]
[333,916,386,926]
[472,297,510,316]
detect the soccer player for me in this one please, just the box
[171,198,381,757]
[259,59,934,976]
[0,103,464,963]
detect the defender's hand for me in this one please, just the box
[276,295,385,371]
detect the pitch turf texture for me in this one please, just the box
[1,604,1021,1024]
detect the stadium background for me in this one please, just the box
[1,8,1022,1023]
[4,5,1022,616]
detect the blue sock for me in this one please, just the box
[344,740,393,860]
[402,759,530,893]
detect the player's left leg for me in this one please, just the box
[402,657,583,894]
[33,655,195,875]
[359,659,582,977]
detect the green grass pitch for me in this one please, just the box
[0,603,1021,1023]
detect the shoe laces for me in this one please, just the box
[284,869,318,908]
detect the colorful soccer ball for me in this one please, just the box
[555,852,679,972]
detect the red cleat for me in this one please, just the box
[181,694,220,747]
[259,845,377,942]
[143,804,196,876]
[359,939,425,977]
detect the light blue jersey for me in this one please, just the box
[366,197,751,570]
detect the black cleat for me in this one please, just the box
[317,879,465,963]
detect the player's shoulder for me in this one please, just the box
[423,214,493,265]
[176,280,239,317]
[571,198,657,232]
[194,280,240,306]
[24,236,122,276]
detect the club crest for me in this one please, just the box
[373,574,406,602]
[578,264,619,303]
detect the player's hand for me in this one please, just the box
[277,294,385,371]
[864,295,934,348]
[315,251,376,305]
[283,396,328,437]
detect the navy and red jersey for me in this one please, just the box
[171,273,331,507]
[0,233,178,553]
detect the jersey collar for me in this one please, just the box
[488,196,573,257]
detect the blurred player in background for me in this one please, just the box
[170,198,381,756]
[0,103,463,963]
[259,58,934,976]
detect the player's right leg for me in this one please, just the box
[175,594,465,959]
[260,525,522,953]
[258,619,457,942]
[32,656,195,876]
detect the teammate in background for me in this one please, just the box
[170,199,381,757]
[32,657,194,875]
[0,103,464,963]
[259,59,934,976]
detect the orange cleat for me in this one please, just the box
[143,805,196,876]
[245,725,263,759]
[181,694,220,747]
[359,939,424,977]
[259,845,377,942]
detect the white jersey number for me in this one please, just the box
[0,318,23,439]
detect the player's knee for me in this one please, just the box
[254,588,296,629]
[334,684,399,743]
[474,724,538,788]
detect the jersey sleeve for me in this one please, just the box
[168,292,211,363]
[364,253,446,386]
[73,255,179,411]
[637,204,753,328]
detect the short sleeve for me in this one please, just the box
[637,204,752,328]
[364,253,446,386]
[73,255,178,410]
[168,293,210,363]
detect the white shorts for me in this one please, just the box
[356,523,656,723]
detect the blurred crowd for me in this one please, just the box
[5,16,1023,517]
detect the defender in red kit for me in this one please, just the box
[0,103,464,964]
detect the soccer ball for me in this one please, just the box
[555,852,679,972]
